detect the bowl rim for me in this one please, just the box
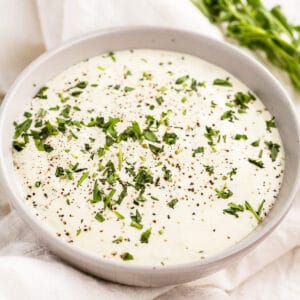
[1,25,300,274]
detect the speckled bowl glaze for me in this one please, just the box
[0,27,299,287]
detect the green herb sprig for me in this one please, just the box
[192,0,300,90]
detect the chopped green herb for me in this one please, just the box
[211,101,217,108]
[64,169,73,180]
[84,143,91,151]
[220,110,237,122]
[95,212,105,223]
[117,185,127,204]
[151,195,159,201]
[101,117,120,138]
[121,252,134,261]
[162,166,172,182]
[175,148,183,155]
[134,193,146,204]
[155,96,164,105]
[130,221,143,230]
[49,105,60,111]
[56,118,66,132]
[108,52,116,62]
[24,111,32,118]
[257,200,266,216]
[213,78,232,87]
[144,129,159,143]
[112,236,123,244]
[70,91,82,97]
[234,91,255,113]
[265,141,280,162]
[145,115,155,128]
[77,172,89,187]
[12,140,26,152]
[192,146,204,157]
[223,202,244,218]
[167,198,178,209]
[245,201,261,223]
[204,165,214,175]
[181,97,188,103]
[248,158,264,168]
[140,228,152,243]
[175,75,189,84]
[117,148,123,171]
[14,119,32,139]
[190,78,198,91]
[105,135,114,146]
[149,144,163,155]
[251,139,260,147]
[37,108,47,118]
[55,167,65,177]
[103,189,116,209]
[63,169,73,180]
[131,209,142,224]
[133,167,153,192]
[91,180,103,203]
[159,86,167,93]
[58,93,68,103]
[215,184,233,199]
[33,139,44,151]
[204,126,220,146]
[228,167,237,179]
[126,165,136,177]
[163,132,178,145]
[125,121,143,142]
[266,117,276,132]
[75,81,88,89]
[124,86,134,92]
[71,163,87,173]
[113,211,125,220]
[34,119,43,128]
[103,161,118,184]
[34,181,41,187]
[159,110,172,126]
[143,72,152,80]
[44,144,54,152]
[69,130,78,139]
[234,134,248,140]
[34,86,48,99]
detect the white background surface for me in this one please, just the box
[0,0,299,299]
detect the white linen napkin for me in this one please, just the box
[0,0,300,299]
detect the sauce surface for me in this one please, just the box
[12,49,284,266]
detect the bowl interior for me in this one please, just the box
[0,27,299,285]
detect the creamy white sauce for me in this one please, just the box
[13,49,284,266]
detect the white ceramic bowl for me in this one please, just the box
[0,27,299,287]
